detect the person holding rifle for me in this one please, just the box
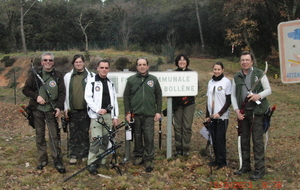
[205,62,231,170]
[22,52,66,173]
[64,54,95,165]
[84,60,119,175]
[123,58,162,172]
[231,51,271,180]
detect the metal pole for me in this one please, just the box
[166,97,173,158]
[123,68,130,163]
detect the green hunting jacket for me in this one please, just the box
[233,67,269,115]
[123,72,162,117]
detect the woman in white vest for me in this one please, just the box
[205,62,232,170]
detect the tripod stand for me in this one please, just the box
[95,114,126,175]
[63,115,126,182]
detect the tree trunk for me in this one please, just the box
[195,0,205,55]
[20,0,27,54]
[78,13,92,52]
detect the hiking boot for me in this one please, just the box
[250,171,265,181]
[208,161,218,167]
[145,160,153,172]
[233,168,251,175]
[37,161,48,170]
[134,157,143,165]
[82,157,88,163]
[69,156,77,165]
[88,164,99,175]
[55,162,66,174]
[182,152,189,157]
[174,151,183,157]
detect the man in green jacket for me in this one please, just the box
[231,51,271,181]
[123,58,162,172]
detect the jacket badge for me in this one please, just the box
[95,86,100,92]
[49,80,56,87]
[147,80,154,87]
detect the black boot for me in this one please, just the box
[37,161,48,170]
[55,162,66,174]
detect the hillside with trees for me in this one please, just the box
[0,0,299,66]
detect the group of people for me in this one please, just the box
[22,51,271,181]
[22,52,161,174]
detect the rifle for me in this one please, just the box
[19,104,35,129]
[158,118,162,150]
[236,62,268,170]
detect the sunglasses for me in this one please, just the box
[100,67,109,69]
[43,59,53,62]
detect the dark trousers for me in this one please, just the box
[33,109,62,164]
[241,110,265,172]
[133,116,155,162]
[211,119,228,166]
[69,110,90,159]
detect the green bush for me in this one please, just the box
[115,57,130,71]
[1,56,16,67]
[0,67,5,74]
[1,56,10,62]
[156,57,164,65]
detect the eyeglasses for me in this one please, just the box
[43,59,53,62]
[100,67,109,69]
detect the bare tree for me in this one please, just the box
[195,0,205,55]
[20,0,37,54]
[77,12,93,52]
[120,17,132,50]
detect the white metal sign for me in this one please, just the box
[107,71,198,97]
[278,20,300,83]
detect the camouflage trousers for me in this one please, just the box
[87,114,112,165]
[69,110,90,159]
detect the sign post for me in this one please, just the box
[108,71,198,158]
[278,20,300,83]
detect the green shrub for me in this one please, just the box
[1,56,16,67]
[1,55,10,62]
[115,57,130,71]
[0,67,5,74]
[156,57,164,65]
